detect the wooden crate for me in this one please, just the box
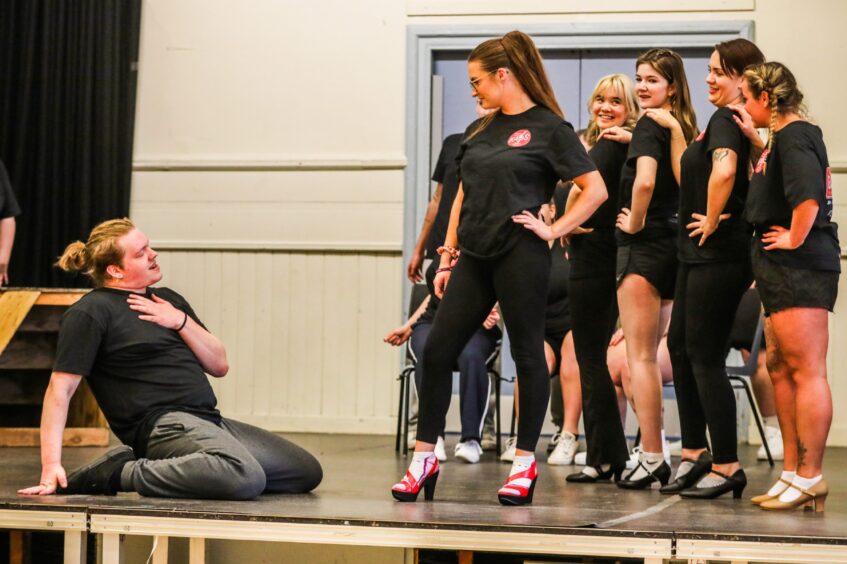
[0,288,109,447]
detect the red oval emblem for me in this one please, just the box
[507,129,532,147]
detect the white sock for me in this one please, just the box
[779,474,822,503]
[767,470,795,497]
[510,454,535,477]
[763,416,778,428]
[674,459,695,480]
[627,451,663,481]
[696,473,728,488]
[408,451,437,481]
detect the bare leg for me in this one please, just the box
[618,275,664,454]
[560,332,582,436]
[608,339,631,426]
[764,317,798,471]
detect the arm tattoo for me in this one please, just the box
[713,148,730,163]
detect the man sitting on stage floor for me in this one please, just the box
[19,218,322,500]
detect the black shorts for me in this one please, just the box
[544,327,569,376]
[616,236,677,300]
[752,244,839,315]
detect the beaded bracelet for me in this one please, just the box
[436,245,460,260]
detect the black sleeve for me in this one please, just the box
[0,161,21,219]
[431,141,450,184]
[152,287,208,330]
[780,134,826,208]
[706,108,743,155]
[545,122,597,181]
[628,117,668,162]
[54,309,105,377]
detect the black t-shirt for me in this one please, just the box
[456,106,596,259]
[0,160,21,219]
[744,121,840,272]
[584,137,628,230]
[678,107,752,263]
[54,287,222,456]
[545,238,571,336]
[617,117,679,245]
[427,133,463,258]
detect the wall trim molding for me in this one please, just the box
[152,240,403,252]
[133,157,407,172]
[407,0,754,16]
[831,161,847,174]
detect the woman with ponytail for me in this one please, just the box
[737,62,839,512]
[614,48,698,490]
[392,30,608,506]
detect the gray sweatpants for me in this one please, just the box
[121,412,323,500]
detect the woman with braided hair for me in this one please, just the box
[736,61,839,512]
[391,30,607,506]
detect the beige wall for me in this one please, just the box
[132,0,847,442]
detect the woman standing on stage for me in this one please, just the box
[738,62,839,512]
[615,48,698,490]
[562,74,639,483]
[391,30,607,506]
[648,39,765,499]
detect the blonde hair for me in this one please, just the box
[636,48,699,143]
[466,31,562,140]
[56,218,135,286]
[742,62,807,172]
[584,74,639,147]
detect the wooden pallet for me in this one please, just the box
[0,288,109,447]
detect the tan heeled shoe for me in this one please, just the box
[751,477,793,505]
[759,479,828,513]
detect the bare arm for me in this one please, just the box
[127,294,229,377]
[407,184,443,282]
[18,372,82,495]
[433,185,464,298]
[761,199,820,251]
[383,295,431,346]
[687,148,737,246]
[617,156,657,234]
[0,217,15,286]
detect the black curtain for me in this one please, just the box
[0,0,142,287]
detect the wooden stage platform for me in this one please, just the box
[1,434,846,563]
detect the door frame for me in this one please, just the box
[403,21,754,266]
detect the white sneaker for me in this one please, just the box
[500,436,517,462]
[757,425,785,461]
[434,436,447,462]
[455,440,483,464]
[547,430,562,454]
[548,431,578,465]
[480,432,497,451]
[574,451,587,466]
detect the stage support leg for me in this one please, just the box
[730,561,749,564]
[152,535,169,564]
[404,548,418,564]
[9,531,24,564]
[643,558,662,564]
[458,550,473,563]
[101,533,125,564]
[189,537,206,564]
[64,530,86,564]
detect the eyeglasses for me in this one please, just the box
[469,70,496,92]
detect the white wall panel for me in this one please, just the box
[152,250,403,433]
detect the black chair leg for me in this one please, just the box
[734,376,774,467]
[402,368,413,456]
[395,371,406,453]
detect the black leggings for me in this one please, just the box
[570,272,630,468]
[417,234,551,452]
[667,260,752,464]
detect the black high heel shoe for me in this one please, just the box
[617,460,671,490]
[660,451,712,494]
[566,464,624,483]
[679,469,747,500]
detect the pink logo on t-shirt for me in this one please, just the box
[754,148,770,174]
[695,128,706,142]
[826,166,833,199]
[507,129,532,147]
